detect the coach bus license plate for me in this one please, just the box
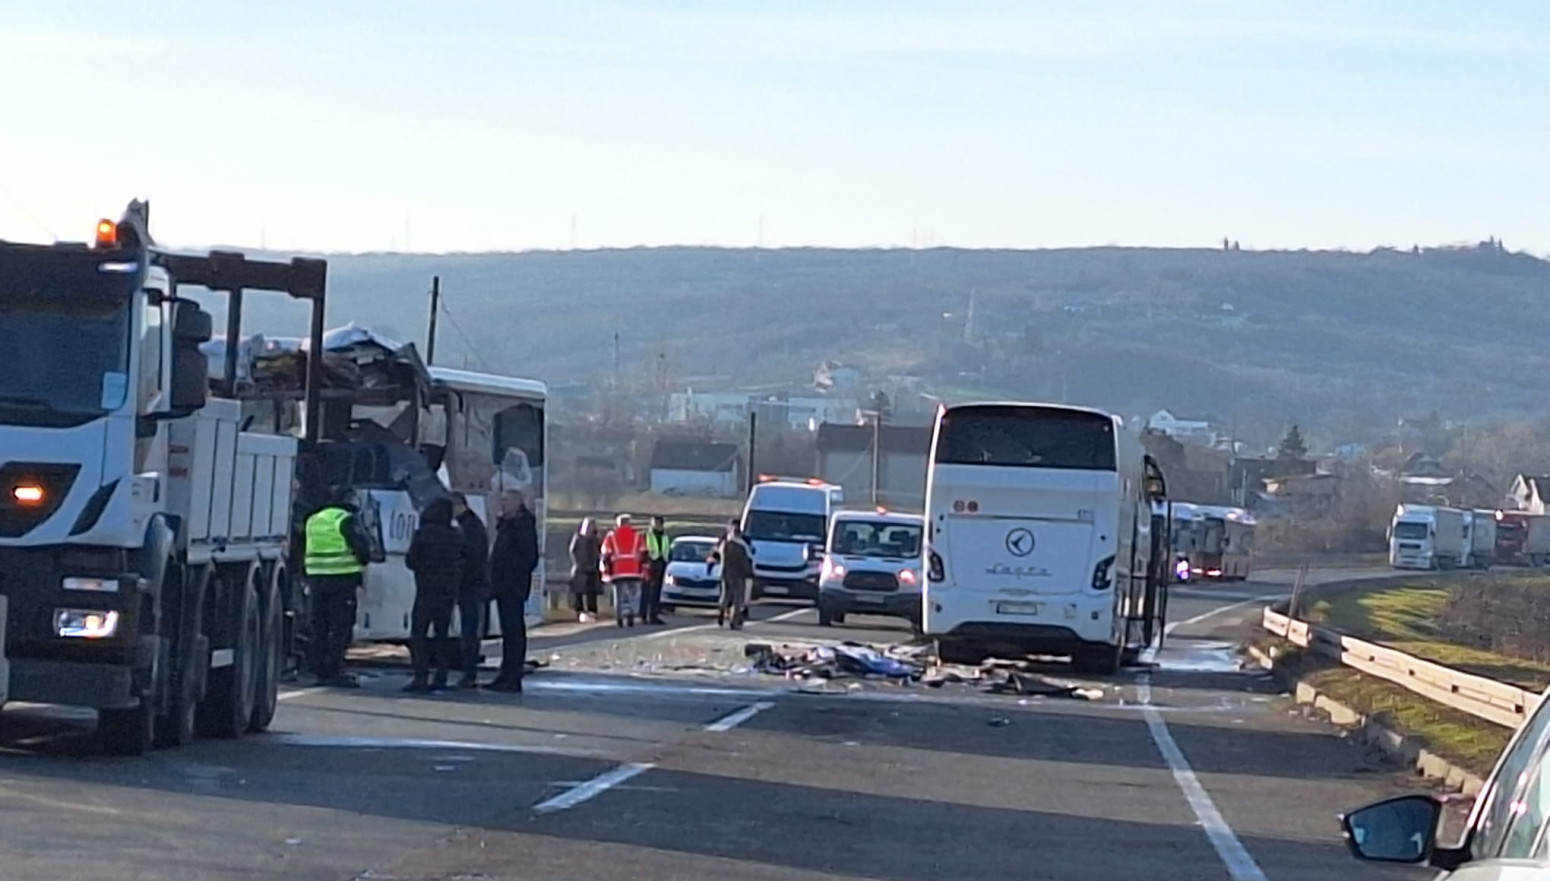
[996,601,1041,616]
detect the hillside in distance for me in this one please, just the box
[232,242,1550,445]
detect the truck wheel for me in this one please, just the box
[154,674,199,749]
[248,571,283,733]
[101,703,154,757]
[155,562,201,749]
[200,579,260,739]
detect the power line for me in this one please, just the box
[438,297,495,372]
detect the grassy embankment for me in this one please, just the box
[1282,574,1550,774]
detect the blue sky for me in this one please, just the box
[3,1,1547,253]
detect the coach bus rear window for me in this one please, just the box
[935,407,1117,471]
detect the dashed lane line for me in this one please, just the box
[703,701,775,732]
[533,762,655,815]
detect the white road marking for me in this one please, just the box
[1139,675,1269,881]
[1165,595,1282,637]
[276,688,317,702]
[525,677,787,698]
[704,700,775,732]
[541,605,812,655]
[533,762,654,814]
[272,733,601,757]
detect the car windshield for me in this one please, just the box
[669,540,715,563]
[744,510,826,543]
[830,520,922,558]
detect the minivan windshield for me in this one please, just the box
[831,520,922,558]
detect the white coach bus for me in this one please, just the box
[922,402,1170,673]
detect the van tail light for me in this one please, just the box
[927,550,945,583]
[1092,555,1115,591]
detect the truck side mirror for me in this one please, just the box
[168,301,213,415]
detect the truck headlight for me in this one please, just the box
[63,576,119,593]
[54,608,119,639]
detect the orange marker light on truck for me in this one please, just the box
[12,484,44,505]
[94,219,116,248]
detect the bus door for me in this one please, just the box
[1127,456,1170,649]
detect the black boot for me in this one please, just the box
[403,676,430,693]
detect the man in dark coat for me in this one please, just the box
[451,492,490,689]
[488,490,539,693]
[404,497,466,692]
[708,518,755,630]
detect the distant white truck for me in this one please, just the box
[740,477,844,601]
[1463,509,1497,569]
[1389,504,1467,570]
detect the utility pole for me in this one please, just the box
[425,275,441,366]
[747,411,758,492]
[870,411,882,507]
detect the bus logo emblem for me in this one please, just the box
[1005,528,1035,557]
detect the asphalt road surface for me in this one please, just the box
[0,569,1433,880]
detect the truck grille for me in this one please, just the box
[843,572,899,592]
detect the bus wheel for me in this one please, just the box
[1074,643,1121,675]
[936,640,987,667]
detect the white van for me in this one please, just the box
[818,508,925,629]
[741,477,844,600]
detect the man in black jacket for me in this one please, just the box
[404,497,466,692]
[488,490,539,693]
[451,492,490,689]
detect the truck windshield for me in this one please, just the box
[0,297,132,427]
[745,510,826,543]
[1394,522,1430,541]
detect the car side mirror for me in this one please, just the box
[1340,794,1441,864]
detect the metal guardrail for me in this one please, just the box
[1262,604,1542,729]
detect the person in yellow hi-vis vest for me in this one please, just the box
[304,488,374,688]
[642,515,671,625]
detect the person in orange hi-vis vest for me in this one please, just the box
[601,513,647,628]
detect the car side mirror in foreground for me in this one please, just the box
[1340,794,1443,864]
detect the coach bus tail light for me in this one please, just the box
[1092,556,1115,591]
[927,550,945,583]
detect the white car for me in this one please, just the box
[659,535,723,612]
[1341,676,1550,877]
[817,509,925,630]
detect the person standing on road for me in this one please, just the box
[642,515,670,625]
[304,487,374,688]
[451,492,490,689]
[568,517,603,622]
[708,518,755,630]
[601,514,646,628]
[404,497,466,692]
[488,490,540,693]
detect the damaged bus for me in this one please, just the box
[207,327,547,648]
[922,402,1170,673]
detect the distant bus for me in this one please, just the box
[921,402,1171,673]
[1195,506,1254,581]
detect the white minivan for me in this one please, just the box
[741,477,844,601]
[817,508,925,629]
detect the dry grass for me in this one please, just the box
[1302,577,1550,691]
